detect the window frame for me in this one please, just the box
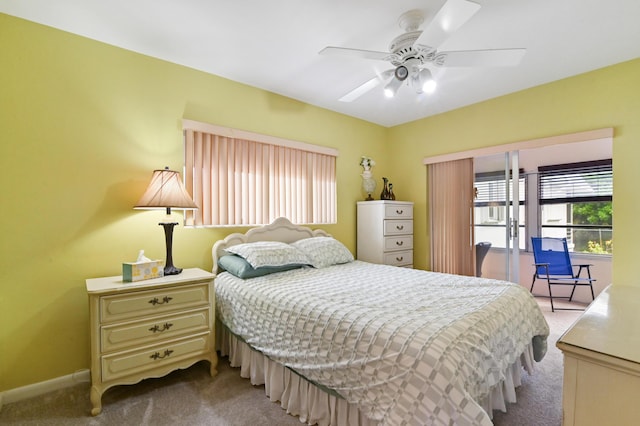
[537,159,613,255]
[182,119,338,227]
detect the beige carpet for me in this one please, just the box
[492,298,582,426]
[0,298,581,426]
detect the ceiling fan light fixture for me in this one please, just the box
[423,78,437,94]
[383,77,402,98]
[416,68,437,94]
[394,65,409,81]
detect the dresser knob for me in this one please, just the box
[396,210,403,214]
[396,225,404,230]
[396,241,404,246]
[396,256,403,262]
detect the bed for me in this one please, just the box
[212,217,549,426]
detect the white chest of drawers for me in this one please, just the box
[357,200,414,267]
[85,268,217,415]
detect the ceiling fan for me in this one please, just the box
[319,0,526,102]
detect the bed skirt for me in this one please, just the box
[217,324,535,425]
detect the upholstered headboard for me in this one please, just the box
[211,217,330,275]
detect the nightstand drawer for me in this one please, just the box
[101,308,210,353]
[384,250,413,267]
[384,235,413,251]
[100,283,209,323]
[101,333,210,382]
[384,204,413,219]
[384,220,413,235]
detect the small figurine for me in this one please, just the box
[380,177,390,200]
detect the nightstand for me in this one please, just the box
[85,268,217,415]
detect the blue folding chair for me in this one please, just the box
[530,237,595,312]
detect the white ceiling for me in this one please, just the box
[2,0,639,127]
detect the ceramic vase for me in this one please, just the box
[361,170,376,201]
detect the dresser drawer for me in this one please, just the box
[101,308,210,353]
[384,250,413,267]
[384,235,413,252]
[384,204,413,219]
[384,219,413,236]
[101,333,210,382]
[100,283,209,323]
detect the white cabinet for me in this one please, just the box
[357,200,413,267]
[86,268,217,415]
[557,285,640,425]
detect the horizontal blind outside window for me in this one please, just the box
[474,170,525,207]
[183,122,337,227]
[538,159,612,205]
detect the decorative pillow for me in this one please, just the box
[291,237,354,268]
[218,254,304,279]
[225,241,311,268]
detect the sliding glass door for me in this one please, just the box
[473,151,523,282]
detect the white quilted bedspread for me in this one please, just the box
[215,261,549,426]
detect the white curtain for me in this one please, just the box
[428,158,475,275]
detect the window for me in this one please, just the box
[474,170,526,249]
[182,120,337,227]
[538,159,612,254]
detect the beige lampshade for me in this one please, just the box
[134,167,198,210]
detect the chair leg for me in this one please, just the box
[530,273,537,293]
[548,279,555,312]
[586,266,596,302]
[568,281,578,302]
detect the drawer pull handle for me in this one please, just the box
[396,210,403,214]
[396,241,404,246]
[149,322,174,333]
[149,296,173,306]
[396,256,404,262]
[150,349,174,360]
[396,225,404,230]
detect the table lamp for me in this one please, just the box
[134,167,198,275]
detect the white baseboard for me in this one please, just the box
[0,369,90,411]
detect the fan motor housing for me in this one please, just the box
[388,31,435,67]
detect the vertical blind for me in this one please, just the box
[428,158,475,276]
[183,122,337,227]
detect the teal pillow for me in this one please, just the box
[218,254,304,279]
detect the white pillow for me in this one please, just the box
[225,241,311,269]
[291,237,354,268]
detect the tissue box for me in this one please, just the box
[122,260,164,282]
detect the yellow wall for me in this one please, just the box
[388,58,640,278]
[1,12,639,392]
[0,14,389,391]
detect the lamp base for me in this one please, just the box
[163,265,183,276]
[160,222,182,276]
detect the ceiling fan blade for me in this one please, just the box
[319,46,393,61]
[339,69,394,102]
[435,48,526,67]
[414,0,481,48]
